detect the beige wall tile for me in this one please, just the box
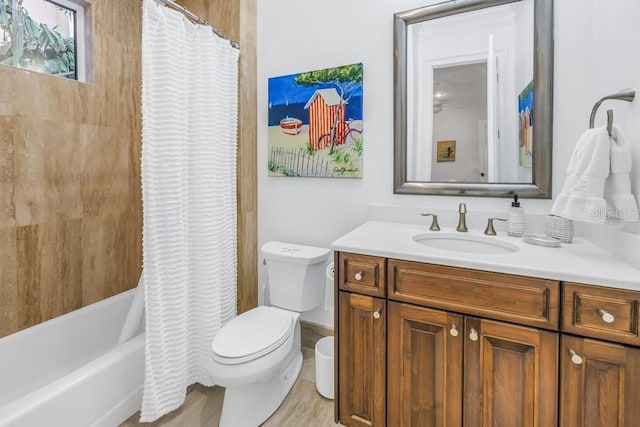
[81,125,130,216]
[16,220,83,330]
[0,229,18,337]
[81,212,137,306]
[8,70,82,123]
[0,116,16,228]
[0,0,143,338]
[13,119,83,226]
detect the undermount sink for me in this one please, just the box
[413,233,520,255]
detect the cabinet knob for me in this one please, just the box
[354,272,363,281]
[569,349,583,365]
[469,328,479,342]
[373,309,381,319]
[449,325,459,337]
[598,309,615,324]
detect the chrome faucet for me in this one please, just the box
[456,203,468,232]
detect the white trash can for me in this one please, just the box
[315,336,334,399]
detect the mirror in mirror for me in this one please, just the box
[394,0,553,198]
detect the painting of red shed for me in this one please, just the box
[305,88,345,151]
[267,63,363,178]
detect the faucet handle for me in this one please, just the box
[458,202,467,214]
[484,218,507,235]
[420,213,440,231]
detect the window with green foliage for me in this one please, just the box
[0,0,87,81]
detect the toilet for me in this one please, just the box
[208,241,330,427]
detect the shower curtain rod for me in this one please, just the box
[154,0,240,49]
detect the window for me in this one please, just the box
[0,0,88,81]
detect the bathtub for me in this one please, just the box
[0,289,145,427]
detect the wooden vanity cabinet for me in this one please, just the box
[386,302,463,427]
[559,336,640,427]
[559,283,640,427]
[338,291,386,427]
[386,303,558,427]
[335,251,640,427]
[386,258,559,427]
[463,317,558,427]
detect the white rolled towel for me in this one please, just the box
[605,125,639,221]
[552,127,610,223]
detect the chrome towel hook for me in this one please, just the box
[589,88,636,135]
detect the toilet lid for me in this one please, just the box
[211,306,293,364]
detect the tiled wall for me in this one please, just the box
[0,0,142,337]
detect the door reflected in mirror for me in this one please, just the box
[406,0,534,184]
[432,63,487,182]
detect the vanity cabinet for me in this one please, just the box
[385,300,558,427]
[336,253,559,427]
[386,302,463,426]
[335,252,640,427]
[560,336,640,427]
[462,316,557,427]
[560,283,640,426]
[338,291,386,427]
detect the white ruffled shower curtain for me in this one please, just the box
[140,0,239,421]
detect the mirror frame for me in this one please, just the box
[394,0,553,198]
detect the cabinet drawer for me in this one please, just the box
[388,259,560,330]
[562,282,640,346]
[338,253,386,297]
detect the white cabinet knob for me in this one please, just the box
[354,272,363,281]
[449,325,459,337]
[598,309,615,324]
[373,309,381,319]
[469,328,479,342]
[569,349,583,365]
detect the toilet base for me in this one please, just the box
[218,350,303,427]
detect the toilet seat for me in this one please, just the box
[212,306,294,365]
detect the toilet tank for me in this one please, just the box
[262,241,330,312]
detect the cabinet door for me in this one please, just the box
[338,291,386,427]
[387,302,463,427]
[463,317,558,427]
[560,335,640,427]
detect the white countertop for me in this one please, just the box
[331,221,640,292]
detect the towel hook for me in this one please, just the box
[589,88,636,135]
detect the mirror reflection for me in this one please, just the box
[406,0,534,184]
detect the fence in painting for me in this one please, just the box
[269,147,332,177]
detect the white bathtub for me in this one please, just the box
[0,289,145,427]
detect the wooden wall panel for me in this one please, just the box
[238,0,258,313]
[179,0,239,43]
[0,0,142,338]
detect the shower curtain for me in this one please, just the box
[140,0,239,421]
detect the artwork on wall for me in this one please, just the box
[267,63,363,178]
[518,80,534,168]
[436,140,456,162]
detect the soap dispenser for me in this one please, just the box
[507,195,525,237]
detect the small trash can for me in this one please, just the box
[315,336,334,399]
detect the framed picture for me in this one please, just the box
[518,80,534,168]
[267,63,363,178]
[436,140,456,162]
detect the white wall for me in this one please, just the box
[257,0,640,327]
[431,107,485,182]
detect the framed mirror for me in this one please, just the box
[394,0,553,198]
